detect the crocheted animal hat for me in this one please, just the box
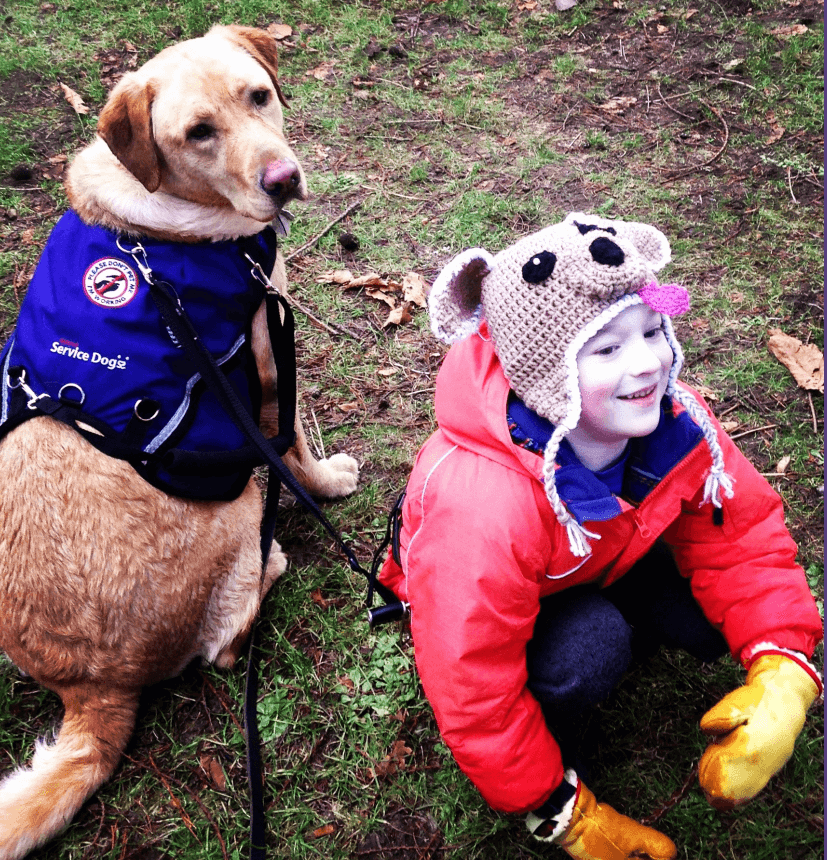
[428,212,733,556]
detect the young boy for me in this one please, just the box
[378,214,822,859]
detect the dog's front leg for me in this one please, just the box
[251,291,359,499]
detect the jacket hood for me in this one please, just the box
[434,323,545,484]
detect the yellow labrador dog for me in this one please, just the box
[0,25,357,859]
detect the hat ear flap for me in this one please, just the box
[428,248,493,343]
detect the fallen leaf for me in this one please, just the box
[383,304,413,328]
[555,0,578,9]
[267,23,293,40]
[311,588,330,609]
[600,96,638,113]
[337,675,355,692]
[769,24,808,38]
[318,269,354,284]
[377,367,398,377]
[310,824,336,839]
[369,741,413,778]
[59,82,89,115]
[721,420,739,433]
[339,402,361,412]
[350,272,389,288]
[199,754,227,791]
[775,455,791,474]
[695,384,719,403]
[365,287,397,308]
[307,61,335,80]
[600,96,637,114]
[765,113,785,144]
[402,272,428,307]
[768,329,824,393]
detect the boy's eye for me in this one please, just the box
[595,344,618,356]
[644,327,663,339]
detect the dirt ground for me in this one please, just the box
[0,1,823,857]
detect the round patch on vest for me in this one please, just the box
[83,258,139,308]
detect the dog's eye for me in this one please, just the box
[187,123,215,141]
[251,89,271,107]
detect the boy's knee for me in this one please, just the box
[526,591,632,717]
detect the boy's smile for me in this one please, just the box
[566,303,674,471]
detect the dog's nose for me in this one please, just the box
[261,159,301,201]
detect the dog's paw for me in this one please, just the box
[313,453,360,498]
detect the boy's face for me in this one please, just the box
[567,303,673,470]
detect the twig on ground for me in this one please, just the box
[807,391,818,434]
[143,752,230,860]
[287,294,361,340]
[284,199,363,263]
[730,423,777,440]
[661,99,729,183]
[641,763,700,826]
[787,165,798,204]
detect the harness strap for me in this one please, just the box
[145,277,402,860]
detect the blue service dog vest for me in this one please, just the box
[0,209,281,500]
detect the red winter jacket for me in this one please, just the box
[379,326,823,814]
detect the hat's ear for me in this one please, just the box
[613,221,671,271]
[428,248,493,343]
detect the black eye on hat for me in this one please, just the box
[522,250,557,283]
[589,237,625,267]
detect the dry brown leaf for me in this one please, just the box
[775,455,791,474]
[311,588,330,609]
[310,824,336,839]
[695,384,719,403]
[350,272,389,288]
[600,96,637,114]
[337,675,355,692]
[377,367,398,377]
[318,269,354,284]
[769,24,808,38]
[199,754,227,791]
[307,61,335,80]
[721,420,739,433]
[768,329,824,393]
[765,113,785,144]
[267,23,293,40]
[59,83,89,115]
[383,304,413,328]
[402,272,428,308]
[365,288,397,308]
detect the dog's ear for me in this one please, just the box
[428,248,493,344]
[97,77,162,193]
[223,25,290,109]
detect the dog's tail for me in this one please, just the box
[0,682,138,860]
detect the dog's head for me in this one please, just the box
[96,25,308,224]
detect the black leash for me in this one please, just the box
[144,276,406,859]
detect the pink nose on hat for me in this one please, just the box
[261,159,301,202]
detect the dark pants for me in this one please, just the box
[526,542,727,724]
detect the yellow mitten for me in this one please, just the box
[699,654,819,810]
[557,782,676,860]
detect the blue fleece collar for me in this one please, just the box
[507,392,704,524]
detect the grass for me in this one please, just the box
[0,0,824,858]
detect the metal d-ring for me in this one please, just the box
[133,398,161,422]
[58,383,86,406]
